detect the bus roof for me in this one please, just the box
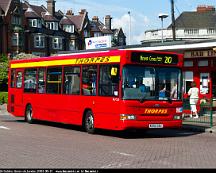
[9,48,182,69]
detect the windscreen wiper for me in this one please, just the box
[139,96,146,103]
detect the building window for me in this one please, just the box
[46,22,58,30]
[34,35,45,48]
[12,33,19,46]
[207,28,216,35]
[63,25,74,33]
[198,60,208,67]
[200,73,209,94]
[84,30,89,37]
[11,16,21,25]
[69,40,76,51]
[29,19,42,28]
[184,60,193,67]
[184,29,199,35]
[94,32,102,37]
[52,37,63,49]
[183,71,193,93]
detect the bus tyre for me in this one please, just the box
[84,110,95,134]
[25,105,34,124]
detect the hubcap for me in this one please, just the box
[27,107,32,120]
[87,113,94,130]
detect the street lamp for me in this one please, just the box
[158,13,168,43]
[128,11,131,45]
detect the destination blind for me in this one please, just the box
[131,52,178,65]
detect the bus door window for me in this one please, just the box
[99,65,120,96]
[16,71,23,88]
[38,68,46,94]
[46,67,62,94]
[82,65,97,96]
[63,66,80,95]
[24,69,37,93]
[10,69,16,88]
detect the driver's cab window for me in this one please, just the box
[123,66,155,100]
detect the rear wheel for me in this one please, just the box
[84,110,95,134]
[25,104,34,124]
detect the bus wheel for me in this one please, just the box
[25,104,34,124]
[84,110,95,134]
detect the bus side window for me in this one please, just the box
[63,66,80,95]
[16,71,23,88]
[38,68,46,94]
[24,69,37,93]
[46,67,62,94]
[10,69,16,88]
[82,65,97,96]
[99,65,120,97]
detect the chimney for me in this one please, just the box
[197,5,215,12]
[79,9,86,15]
[66,9,74,16]
[105,15,112,30]
[92,16,99,22]
[47,0,56,16]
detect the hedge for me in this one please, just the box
[0,92,8,104]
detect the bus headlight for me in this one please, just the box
[120,114,136,120]
[174,115,181,120]
[176,107,183,113]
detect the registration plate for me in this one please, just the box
[149,124,163,128]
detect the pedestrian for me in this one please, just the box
[188,81,199,118]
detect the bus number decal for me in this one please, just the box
[164,56,172,64]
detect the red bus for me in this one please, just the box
[7,49,183,133]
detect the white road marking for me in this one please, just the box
[112,151,135,157]
[0,126,10,130]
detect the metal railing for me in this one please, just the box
[182,98,215,128]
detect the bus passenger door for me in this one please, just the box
[9,69,24,116]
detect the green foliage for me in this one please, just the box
[111,38,119,47]
[13,52,39,60]
[0,54,9,87]
[0,92,8,104]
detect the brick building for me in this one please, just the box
[0,0,126,58]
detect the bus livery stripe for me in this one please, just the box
[10,56,121,68]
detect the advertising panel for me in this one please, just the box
[85,36,112,50]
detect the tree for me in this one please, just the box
[0,54,9,91]
[111,38,119,47]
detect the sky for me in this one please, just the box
[28,0,216,44]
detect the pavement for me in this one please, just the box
[1,103,215,133]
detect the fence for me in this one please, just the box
[182,98,215,128]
